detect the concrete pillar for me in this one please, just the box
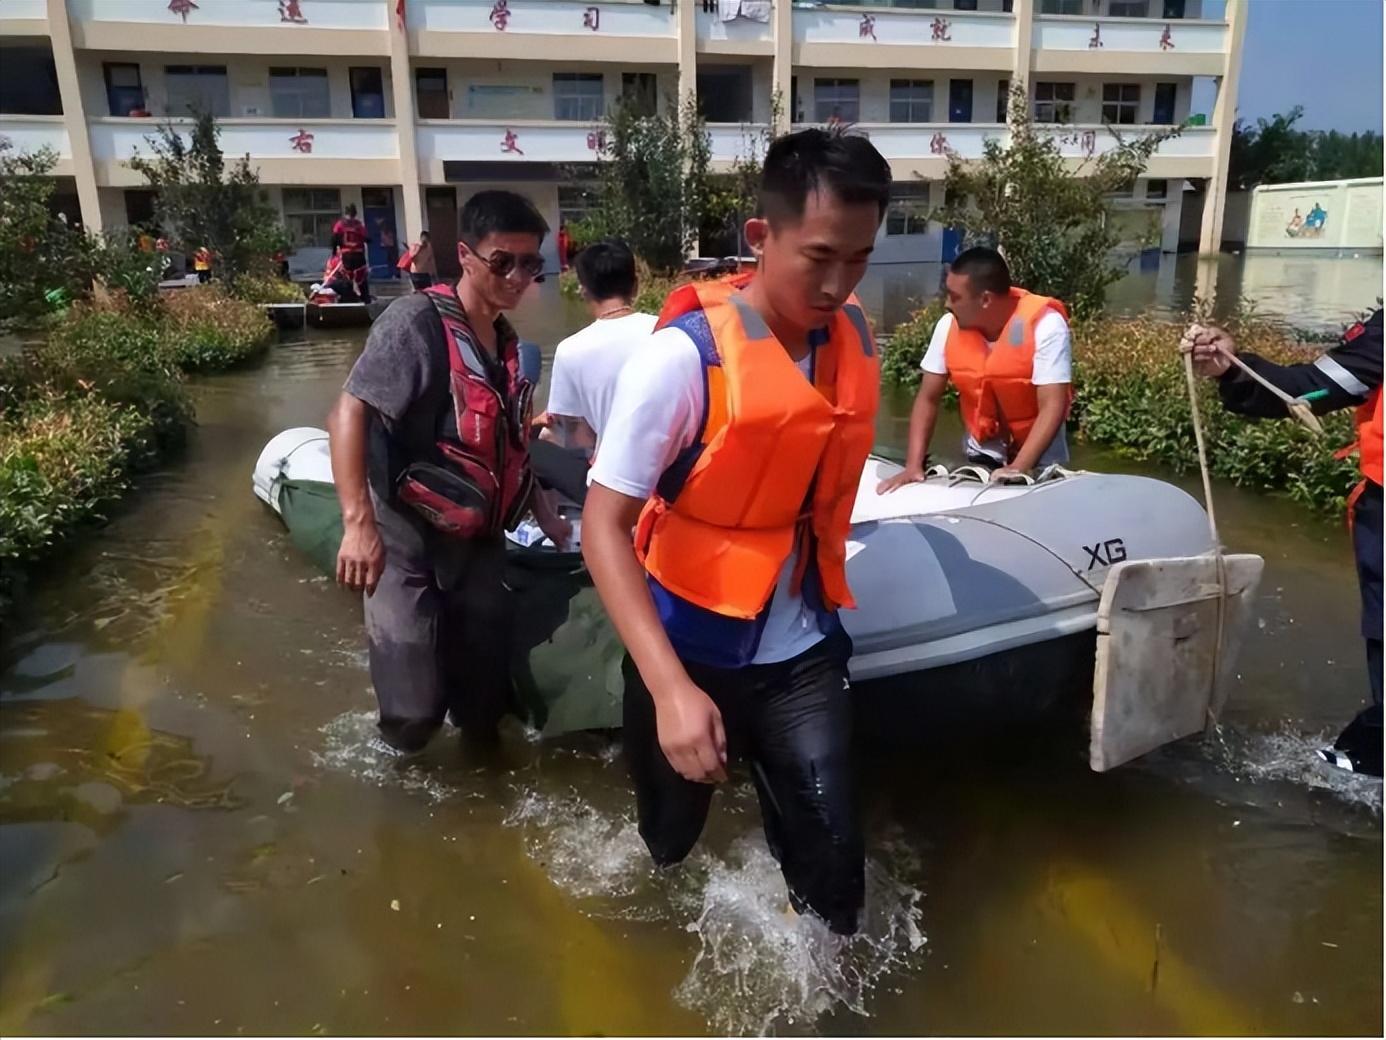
[387,0,424,242]
[772,0,792,132]
[1198,0,1248,255]
[1160,190,1182,253]
[676,0,696,108]
[46,0,102,233]
[1009,0,1035,111]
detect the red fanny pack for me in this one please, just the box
[396,288,533,538]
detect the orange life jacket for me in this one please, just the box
[1356,387,1383,487]
[944,288,1071,459]
[634,276,879,668]
[334,217,367,255]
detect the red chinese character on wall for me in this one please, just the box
[858,14,876,40]
[1159,23,1174,49]
[289,129,314,153]
[929,132,948,155]
[583,6,600,31]
[501,129,524,154]
[167,0,198,22]
[1088,23,1102,48]
[279,0,308,23]
[490,0,511,31]
[586,130,607,152]
[930,17,951,42]
[396,0,407,31]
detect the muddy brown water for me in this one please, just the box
[1,266,1381,1036]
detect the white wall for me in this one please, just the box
[428,60,679,121]
[1029,72,1192,124]
[792,70,1010,124]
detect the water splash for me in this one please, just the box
[311,709,474,804]
[1210,724,1382,814]
[503,787,654,903]
[675,835,926,1036]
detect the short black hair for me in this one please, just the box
[459,190,549,247]
[759,128,892,224]
[344,203,357,218]
[575,238,638,301]
[419,230,430,241]
[950,246,1011,296]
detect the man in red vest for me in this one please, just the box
[581,129,890,934]
[878,247,1073,492]
[332,202,371,304]
[1186,310,1383,776]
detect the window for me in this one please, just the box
[886,183,930,237]
[1034,82,1075,123]
[0,46,62,115]
[697,66,752,123]
[1145,178,1168,200]
[553,73,605,121]
[1041,0,1084,14]
[953,0,978,9]
[165,65,229,117]
[416,67,449,119]
[889,80,933,123]
[996,79,1010,123]
[1108,0,1147,15]
[1162,0,1186,18]
[349,67,385,119]
[1102,83,1140,125]
[558,185,597,227]
[124,189,157,228]
[1153,81,1177,125]
[623,73,659,117]
[948,79,973,123]
[814,79,859,124]
[283,188,342,249]
[270,67,329,119]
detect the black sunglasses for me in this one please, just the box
[463,242,545,281]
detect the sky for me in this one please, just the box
[1226,0,1384,133]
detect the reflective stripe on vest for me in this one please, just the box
[944,288,1070,457]
[635,276,879,668]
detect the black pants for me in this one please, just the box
[623,627,864,934]
[364,504,512,753]
[340,251,370,303]
[1338,481,1383,766]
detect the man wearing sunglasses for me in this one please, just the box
[327,190,569,756]
[582,129,890,934]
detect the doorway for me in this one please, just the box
[426,187,459,279]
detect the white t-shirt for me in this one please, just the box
[545,312,658,448]
[921,309,1073,465]
[590,326,826,666]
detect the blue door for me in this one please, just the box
[361,187,398,280]
[941,226,963,263]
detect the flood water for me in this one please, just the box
[1,258,1381,1035]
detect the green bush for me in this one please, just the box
[0,389,156,610]
[880,298,947,390]
[160,285,275,371]
[558,265,681,317]
[230,272,304,305]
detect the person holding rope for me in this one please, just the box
[1184,310,1382,777]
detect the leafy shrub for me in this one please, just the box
[160,285,275,371]
[230,272,304,305]
[880,298,948,390]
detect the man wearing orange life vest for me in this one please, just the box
[582,129,890,934]
[877,247,1073,493]
[1186,310,1383,777]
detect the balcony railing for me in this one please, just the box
[696,7,774,49]
[416,119,610,164]
[708,123,771,163]
[411,0,676,38]
[794,6,1016,49]
[0,116,71,161]
[1,0,47,21]
[1033,14,1228,54]
[68,0,388,31]
[88,117,399,163]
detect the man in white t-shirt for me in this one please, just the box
[540,238,657,455]
[877,247,1073,493]
[582,129,891,935]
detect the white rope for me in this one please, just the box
[1183,350,1228,732]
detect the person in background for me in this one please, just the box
[1185,310,1383,777]
[380,222,400,279]
[332,203,371,304]
[192,245,213,283]
[581,129,890,935]
[313,251,360,303]
[877,247,1072,491]
[539,238,657,457]
[326,190,568,757]
[405,231,437,292]
[557,221,571,273]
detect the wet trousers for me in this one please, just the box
[1338,481,1383,768]
[622,627,865,935]
[363,513,512,753]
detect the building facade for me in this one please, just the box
[0,0,1246,276]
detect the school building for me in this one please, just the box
[0,0,1246,277]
